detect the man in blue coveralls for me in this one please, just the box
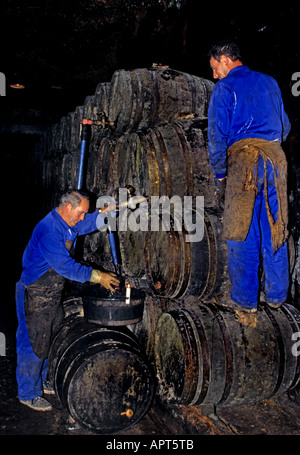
[15,190,120,411]
[207,41,291,314]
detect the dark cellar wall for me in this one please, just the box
[1,2,300,120]
[1,134,44,316]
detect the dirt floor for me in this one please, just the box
[2,295,300,443]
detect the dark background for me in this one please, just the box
[1,0,300,325]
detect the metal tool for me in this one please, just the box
[77,119,92,190]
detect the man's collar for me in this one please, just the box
[52,208,72,230]
[227,64,246,76]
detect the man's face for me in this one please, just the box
[210,56,229,80]
[65,198,89,226]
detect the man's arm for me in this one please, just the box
[207,83,231,178]
[40,226,120,290]
[40,231,93,283]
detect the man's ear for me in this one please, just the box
[220,55,229,66]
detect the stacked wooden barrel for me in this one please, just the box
[32,65,300,432]
[34,66,228,305]
[154,301,300,407]
[35,67,215,208]
[48,313,154,434]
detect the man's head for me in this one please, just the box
[57,190,90,227]
[208,40,243,80]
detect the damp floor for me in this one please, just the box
[1,301,300,440]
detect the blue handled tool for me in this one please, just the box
[77,119,92,190]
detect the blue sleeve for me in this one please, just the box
[75,211,98,235]
[75,210,114,235]
[208,83,232,177]
[39,230,93,283]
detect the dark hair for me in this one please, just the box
[208,40,242,62]
[59,190,90,208]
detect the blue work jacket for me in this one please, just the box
[208,65,291,178]
[21,208,104,286]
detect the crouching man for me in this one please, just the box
[16,190,119,410]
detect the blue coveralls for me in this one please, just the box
[16,208,104,401]
[208,65,291,309]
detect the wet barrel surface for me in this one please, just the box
[154,302,300,407]
[48,315,155,434]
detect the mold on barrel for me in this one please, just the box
[81,283,145,326]
[108,67,214,134]
[154,302,300,407]
[48,315,155,434]
[31,62,300,430]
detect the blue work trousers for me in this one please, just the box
[227,156,289,309]
[15,281,48,401]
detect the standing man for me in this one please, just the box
[207,40,291,313]
[16,190,119,411]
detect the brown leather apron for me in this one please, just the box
[24,268,65,359]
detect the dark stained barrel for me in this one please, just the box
[110,119,215,205]
[83,207,229,300]
[108,67,214,134]
[70,105,84,150]
[143,208,229,299]
[48,314,155,434]
[132,295,182,361]
[154,302,300,406]
[36,67,214,215]
[85,135,115,194]
[83,82,110,125]
[82,284,145,326]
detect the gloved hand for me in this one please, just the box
[90,269,120,292]
[214,177,226,211]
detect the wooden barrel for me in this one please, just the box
[110,119,215,205]
[132,294,182,362]
[69,105,84,151]
[52,149,81,200]
[143,208,229,299]
[85,134,116,194]
[154,302,300,407]
[108,67,214,134]
[45,124,59,158]
[83,82,110,123]
[48,315,155,434]
[82,284,145,326]
[82,207,229,300]
[56,116,70,152]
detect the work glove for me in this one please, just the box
[214,177,226,211]
[90,269,120,292]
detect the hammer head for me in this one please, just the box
[110,185,147,211]
[126,185,136,198]
[111,185,136,201]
